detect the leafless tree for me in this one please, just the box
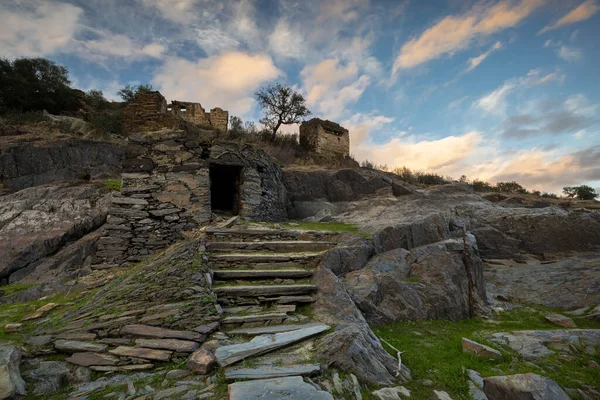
[255,83,310,140]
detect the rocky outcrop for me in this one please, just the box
[0,182,111,284]
[284,168,414,219]
[344,239,488,324]
[0,133,123,193]
[0,345,26,399]
[485,253,600,308]
[311,268,409,386]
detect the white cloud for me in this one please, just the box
[558,45,583,62]
[539,0,600,34]
[268,19,307,60]
[301,59,371,120]
[473,69,564,115]
[448,96,469,110]
[392,0,543,72]
[152,52,282,117]
[342,112,395,144]
[466,41,502,72]
[0,2,82,58]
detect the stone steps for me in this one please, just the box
[209,253,323,269]
[207,240,336,253]
[213,269,313,279]
[206,228,339,243]
[227,323,325,336]
[222,313,290,325]
[213,284,317,298]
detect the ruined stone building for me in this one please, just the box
[92,132,287,269]
[123,91,228,134]
[299,118,350,157]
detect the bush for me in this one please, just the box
[541,192,558,199]
[563,185,599,200]
[496,181,527,194]
[472,179,495,192]
[88,109,124,136]
[0,57,78,114]
[117,84,154,103]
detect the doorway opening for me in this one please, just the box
[209,164,242,215]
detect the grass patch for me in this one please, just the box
[373,305,600,399]
[0,282,36,297]
[102,178,121,191]
[401,277,421,284]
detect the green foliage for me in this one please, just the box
[0,57,78,114]
[85,90,109,110]
[563,185,598,200]
[374,305,600,399]
[496,181,528,194]
[387,165,451,186]
[0,110,46,125]
[102,179,121,191]
[117,83,154,102]
[541,192,558,199]
[0,282,35,297]
[472,179,495,192]
[255,83,310,140]
[88,108,124,136]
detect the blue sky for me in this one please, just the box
[2,0,599,193]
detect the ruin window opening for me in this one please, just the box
[209,164,242,215]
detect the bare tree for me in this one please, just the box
[255,83,310,140]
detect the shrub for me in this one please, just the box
[562,185,599,200]
[472,179,495,192]
[117,84,154,103]
[496,181,527,194]
[541,192,558,199]
[88,109,125,136]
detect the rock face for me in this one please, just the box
[0,345,26,399]
[485,253,600,308]
[283,168,414,219]
[344,239,488,324]
[0,133,124,193]
[0,182,110,284]
[483,373,570,400]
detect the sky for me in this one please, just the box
[1,0,599,194]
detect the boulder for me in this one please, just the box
[0,345,26,399]
[545,314,577,328]
[483,373,569,400]
[186,349,217,374]
[462,338,502,360]
[344,239,488,324]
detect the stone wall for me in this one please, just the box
[93,132,287,268]
[123,92,228,134]
[300,118,350,157]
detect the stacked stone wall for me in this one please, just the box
[299,118,350,157]
[209,108,229,132]
[93,133,287,268]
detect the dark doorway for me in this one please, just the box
[209,164,242,215]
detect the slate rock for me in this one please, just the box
[545,314,577,328]
[109,346,172,361]
[24,360,91,396]
[54,340,108,353]
[228,376,334,400]
[372,386,411,399]
[0,345,26,399]
[462,338,502,360]
[134,338,199,353]
[66,352,120,367]
[483,373,570,400]
[120,324,203,341]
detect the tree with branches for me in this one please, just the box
[563,185,598,200]
[117,83,154,103]
[255,83,310,141]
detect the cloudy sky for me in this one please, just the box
[2,0,599,193]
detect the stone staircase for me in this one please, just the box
[205,225,338,399]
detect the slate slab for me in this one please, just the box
[54,340,108,353]
[462,338,502,360]
[120,324,203,341]
[228,323,325,336]
[215,324,329,367]
[228,376,333,400]
[225,364,321,381]
[134,338,199,353]
[109,346,172,361]
[66,352,120,367]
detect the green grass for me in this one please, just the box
[372,305,600,399]
[102,178,121,191]
[0,282,36,297]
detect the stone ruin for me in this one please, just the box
[123,91,228,134]
[300,118,350,158]
[92,131,287,269]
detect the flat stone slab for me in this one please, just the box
[135,338,199,353]
[226,364,321,381]
[462,338,502,360]
[215,324,329,367]
[54,340,108,353]
[545,313,577,328]
[66,352,120,367]
[214,269,313,279]
[120,324,203,341]
[228,323,326,336]
[488,329,600,360]
[109,346,172,361]
[222,313,288,325]
[228,376,333,400]
[89,363,154,372]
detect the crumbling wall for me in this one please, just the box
[124,92,229,134]
[300,118,350,157]
[92,132,286,268]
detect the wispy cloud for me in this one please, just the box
[539,0,600,34]
[545,39,583,62]
[392,0,543,73]
[466,41,502,72]
[473,69,565,115]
